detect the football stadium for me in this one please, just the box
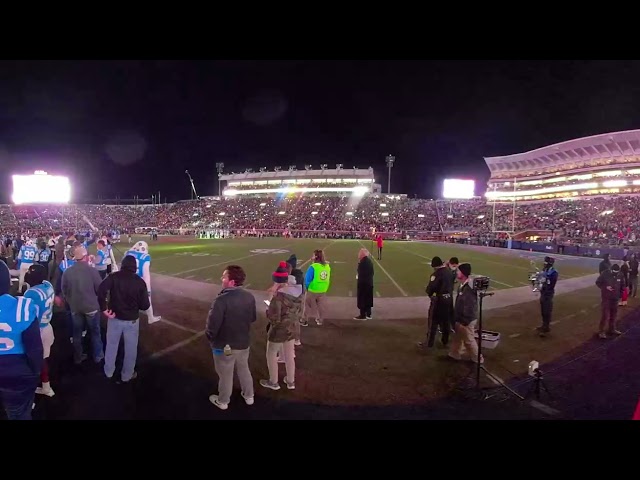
[3,127,640,420]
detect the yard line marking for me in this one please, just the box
[205,278,213,282]
[157,271,166,274]
[358,240,408,297]
[509,333,521,338]
[184,275,196,279]
[478,275,513,288]
[170,243,293,276]
[376,291,381,297]
[159,318,199,334]
[145,331,206,361]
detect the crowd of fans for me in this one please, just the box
[2,194,640,246]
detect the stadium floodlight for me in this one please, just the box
[336,164,343,170]
[305,165,312,170]
[385,154,395,194]
[289,165,297,171]
[602,180,627,188]
[259,167,267,172]
[12,172,71,205]
[245,168,253,173]
[320,164,327,171]
[352,186,368,197]
[274,166,282,172]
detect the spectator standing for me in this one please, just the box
[620,256,630,306]
[0,261,43,420]
[599,253,611,274]
[304,249,331,326]
[376,235,384,260]
[97,255,150,383]
[206,265,256,410]
[60,246,104,365]
[260,263,302,391]
[596,263,624,339]
[448,263,483,364]
[0,240,7,265]
[354,248,374,320]
[629,254,639,298]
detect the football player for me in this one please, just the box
[0,261,42,420]
[17,239,38,293]
[35,240,52,275]
[125,241,161,324]
[23,264,56,397]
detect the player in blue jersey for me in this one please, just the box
[36,241,52,276]
[0,261,43,420]
[17,239,38,293]
[95,240,109,279]
[24,264,56,397]
[125,241,161,324]
[102,236,118,275]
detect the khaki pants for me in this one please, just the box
[267,340,295,384]
[449,320,480,361]
[306,292,327,321]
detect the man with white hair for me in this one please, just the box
[125,241,161,324]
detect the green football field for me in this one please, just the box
[110,237,595,297]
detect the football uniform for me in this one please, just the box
[23,281,56,359]
[17,244,37,292]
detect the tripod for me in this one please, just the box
[475,290,524,400]
[525,368,553,402]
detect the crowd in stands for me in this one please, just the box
[2,194,640,246]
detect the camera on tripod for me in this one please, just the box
[473,275,490,291]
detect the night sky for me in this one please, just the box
[2,60,640,204]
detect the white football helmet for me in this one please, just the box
[133,241,149,254]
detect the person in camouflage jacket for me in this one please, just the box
[260,262,302,391]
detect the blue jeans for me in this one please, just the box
[0,375,39,420]
[72,311,104,364]
[104,319,140,382]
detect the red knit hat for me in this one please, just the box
[272,261,289,283]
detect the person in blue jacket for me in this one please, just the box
[0,261,43,420]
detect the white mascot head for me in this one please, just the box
[26,239,34,247]
[133,241,148,254]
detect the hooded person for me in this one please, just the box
[286,255,304,288]
[23,264,57,397]
[0,260,43,420]
[97,255,151,383]
[260,262,302,391]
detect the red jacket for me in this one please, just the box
[376,236,383,248]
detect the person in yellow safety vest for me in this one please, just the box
[302,249,331,327]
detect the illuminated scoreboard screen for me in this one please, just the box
[442,179,475,199]
[12,171,71,205]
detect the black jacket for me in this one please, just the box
[97,261,150,320]
[357,255,374,287]
[206,287,257,350]
[630,258,639,278]
[596,269,625,301]
[454,281,477,326]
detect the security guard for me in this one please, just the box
[419,256,454,348]
[536,256,558,337]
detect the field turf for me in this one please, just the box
[111,237,596,297]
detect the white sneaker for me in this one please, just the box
[209,394,229,410]
[315,318,323,326]
[294,339,301,346]
[82,330,87,338]
[148,316,161,325]
[241,392,254,405]
[35,386,55,397]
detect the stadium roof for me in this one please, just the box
[484,129,640,177]
[219,167,374,182]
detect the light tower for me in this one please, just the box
[216,162,224,196]
[385,154,395,194]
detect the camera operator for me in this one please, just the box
[448,263,482,363]
[536,256,558,337]
[596,263,624,339]
[418,256,453,349]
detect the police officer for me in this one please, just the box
[0,260,43,420]
[419,256,454,348]
[536,256,558,337]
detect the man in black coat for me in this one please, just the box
[354,248,374,320]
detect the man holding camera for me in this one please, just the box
[419,256,454,349]
[448,263,482,363]
[536,256,558,337]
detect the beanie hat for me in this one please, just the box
[431,256,444,268]
[24,264,47,288]
[272,261,289,284]
[0,260,10,296]
[458,263,472,277]
[611,263,620,272]
[449,257,459,265]
[286,255,298,269]
[122,255,137,273]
